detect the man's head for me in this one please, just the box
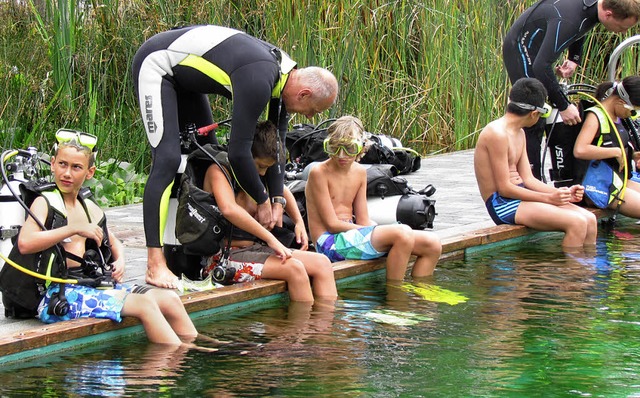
[251,121,283,176]
[51,130,97,193]
[599,0,640,33]
[324,116,367,160]
[282,67,339,120]
[507,78,548,122]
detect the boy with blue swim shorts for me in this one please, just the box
[485,187,523,225]
[474,77,597,249]
[306,116,442,280]
[315,225,386,262]
[13,131,199,345]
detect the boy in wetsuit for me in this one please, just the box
[16,132,198,345]
[305,116,441,280]
[502,0,640,179]
[474,78,597,249]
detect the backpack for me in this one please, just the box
[286,121,422,176]
[175,144,233,256]
[0,183,96,318]
[366,164,411,198]
[359,134,422,175]
[286,123,329,167]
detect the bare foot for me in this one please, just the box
[146,265,179,289]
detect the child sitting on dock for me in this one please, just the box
[305,115,442,280]
[474,77,597,249]
[573,76,640,218]
[3,131,199,346]
[201,121,338,302]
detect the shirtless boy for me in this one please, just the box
[474,77,597,248]
[305,116,441,280]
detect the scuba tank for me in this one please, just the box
[367,194,436,230]
[0,147,41,267]
[0,180,25,267]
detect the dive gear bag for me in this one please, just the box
[285,121,421,176]
[175,144,232,256]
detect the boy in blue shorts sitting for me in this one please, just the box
[10,131,199,345]
[305,116,441,280]
[474,77,597,249]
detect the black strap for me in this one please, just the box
[189,129,236,261]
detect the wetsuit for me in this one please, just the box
[132,25,296,248]
[503,0,600,179]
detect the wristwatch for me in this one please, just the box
[271,196,287,207]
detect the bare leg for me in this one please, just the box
[515,201,589,248]
[262,256,314,302]
[121,293,183,345]
[291,251,338,299]
[146,247,179,289]
[613,184,640,219]
[410,230,442,277]
[145,289,198,341]
[370,224,415,280]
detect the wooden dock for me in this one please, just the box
[0,149,607,362]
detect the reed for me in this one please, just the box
[1,0,638,175]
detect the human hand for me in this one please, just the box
[616,148,625,172]
[75,223,104,247]
[256,201,274,229]
[555,60,578,78]
[294,222,309,251]
[569,185,584,203]
[267,237,293,263]
[110,256,125,283]
[271,201,285,228]
[560,104,581,126]
[550,186,572,205]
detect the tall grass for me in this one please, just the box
[1,0,638,173]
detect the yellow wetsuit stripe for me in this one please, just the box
[158,181,173,246]
[178,54,232,93]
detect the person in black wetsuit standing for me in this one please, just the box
[503,0,639,180]
[132,25,339,288]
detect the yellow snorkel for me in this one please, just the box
[0,252,80,284]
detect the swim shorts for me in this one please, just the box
[38,283,152,324]
[315,225,386,263]
[485,192,521,225]
[204,244,273,283]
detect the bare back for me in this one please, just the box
[474,117,527,201]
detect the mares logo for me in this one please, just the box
[145,95,157,134]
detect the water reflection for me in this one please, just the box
[3,225,640,396]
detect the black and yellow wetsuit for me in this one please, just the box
[132,25,296,248]
[502,0,600,179]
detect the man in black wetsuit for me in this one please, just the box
[132,25,339,288]
[503,0,639,180]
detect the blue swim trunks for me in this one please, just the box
[38,283,151,324]
[485,192,521,225]
[315,225,386,263]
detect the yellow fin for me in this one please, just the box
[400,283,468,305]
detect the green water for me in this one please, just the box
[2,223,640,397]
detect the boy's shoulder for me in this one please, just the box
[84,199,105,222]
